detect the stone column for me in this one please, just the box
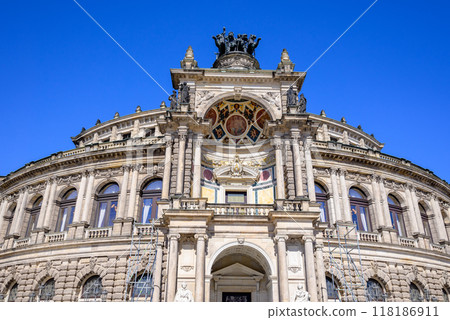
[330,168,342,222]
[370,174,385,228]
[166,233,180,302]
[0,198,8,241]
[72,172,87,224]
[291,129,304,197]
[275,235,289,302]
[194,234,207,302]
[431,196,448,242]
[43,178,58,230]
[339,169,352,222]
[315,241,327,302]
[273,136,285,200]
[117,165,130,220]
[379,178,393,228]
[12,188,29,236]
[404,185,420,234]
[162,135,173,200]
[81,170,95,223]
[126,165,140,220]
[192,134,203,199]
[304,137,316,202]
[36,181,51,229]
[175,128,188,195]
[304,236,318,301]
[152,242,164,302]
[410,186,425,234]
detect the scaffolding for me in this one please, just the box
[326,222,368,302]
[124,220,159,301]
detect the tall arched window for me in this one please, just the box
[315,183,329,223]
[81,275,103,300]
[56,189,77,232]
[4,204,16,237]
[7,283,18,302]
[131,273,153,299]
[367,279,385,301]
[25,197,42,238]
[39,279,55,302]
[140,179,162,223]
[410,283,423,302]
[387,195,406,237]
[419,204,434,243]
[326,276,339,301]
[349,187,371,231]
[94,183,119,228]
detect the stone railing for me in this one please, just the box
[208,203,274,216]
[399,237,417,248]
[14,238,30,248]
[135,224,156,236]
[45,232,66,243]
[323,228,336,239]
[86,227,111,239]
[358,231,380,243]
[179,198,207,210]
[280,200,303,212]
[430,243,445,253]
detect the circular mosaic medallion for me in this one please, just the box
[225,114,247,137]
[203,169,213,181]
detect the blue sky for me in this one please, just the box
[0,0,449,182]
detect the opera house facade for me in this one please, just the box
[0,32,449,302]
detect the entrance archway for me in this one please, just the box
[207,242,275,302]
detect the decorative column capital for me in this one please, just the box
[338,168,347,176]
[303,235,315,243]
[194,233,208,241]
[274,235,289,243]
[194,134,204,148]
[168,233,181,241]
[330,167,339,175]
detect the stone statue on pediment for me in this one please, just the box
[168,90,178,110]
[179,82,190,104]
[298,93,307,113]
[287,87,298,106]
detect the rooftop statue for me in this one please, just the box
[213,27,261,57]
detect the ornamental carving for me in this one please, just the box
[95,167,123,179]
[180,265,194,272]
[212,155,260,185]
[196,90,215,110]
[313,168,330,177]
[57,174,82,186]
[261,92,281,109]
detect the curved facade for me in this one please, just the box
[1,43,450,303]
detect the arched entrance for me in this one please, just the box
[207,242,275,302]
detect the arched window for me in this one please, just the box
[315,183,329,223]
[140,179,162,223]
[443,288,449,302]
[25,197,43,238]
[81,275,103,300]
[7,283,18,302]
[410,283,423,302]
[349,187,371,231]
[326,276,339,301]
[388,195,406,237]
[367,279,385,301]
[39,279,55,302]
[94,183,119,228]
[4,205,16,236]
[56,189,77,232]
[131,273,153,299]
[419,204,434,243]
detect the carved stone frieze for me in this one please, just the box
[260,92,281,109]
[196,90,215,110]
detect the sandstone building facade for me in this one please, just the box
[1,35,450,302]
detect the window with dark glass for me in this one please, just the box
[8,283,18,302]
[94,183,119,228]
[387,195,406,237]
[25,197,42,238]
[315,183,329,223]
[39,279,55,302]
[140,180,162,223]
[5,205,16,236]
[56,189,77,232]
[132,273,153,299]
[326,276,339,301]
[410,283,423,302]
[443,288,449,302]
[81,275,103,300]
[349,187,371,231]
[419,204,434,243]
[367,279,385,301]
[226,191,247,204]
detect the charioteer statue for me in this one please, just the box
[213,27,261,57]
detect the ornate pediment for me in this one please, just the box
[212,155,260,185]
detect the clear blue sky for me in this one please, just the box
[0,0,449,182]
